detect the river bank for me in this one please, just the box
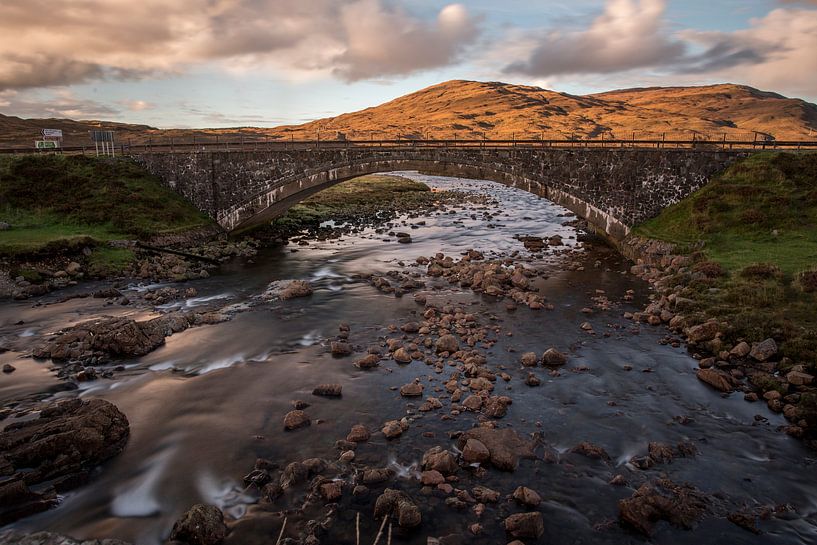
[619,152,817,449]
[2,171,816,545]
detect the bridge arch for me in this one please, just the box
[218,157,628,241]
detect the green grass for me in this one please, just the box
[86,247,136,277]
[635,152,817,274]
[270,174,433,231]
[635,152,817,367]
[0,155,213,256]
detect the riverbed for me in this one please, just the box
[1,173,815,545]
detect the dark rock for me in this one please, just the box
[374,488,421,528]
[283,410,310,430]
[618,479,709,535]
[347,424,371,443]
[542,347,567,366]
[696,368,734,392]
[312,384,342,397]
[169,504,227,545]
[0,399,129,524]
[504,512,544,539]
[330,341,352,356]
[457,427,534,471]
[512,486,542,507]
[421,447,458,475]
[32,314,191,363]
[750,338,777,362]
[571,442,610,461]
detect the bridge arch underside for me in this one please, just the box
[221,159,629,241]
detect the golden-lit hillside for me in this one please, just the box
[2,80,815,148]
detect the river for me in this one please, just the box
[1,173,815,545]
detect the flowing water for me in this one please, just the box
[1,173,815,545]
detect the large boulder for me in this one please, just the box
[32,314,191,362]
[0,398,129,524]
[696,368,735,393]
[169,504,227,545]
[542,347,567,366]
[504,512,544,539]
[456,427,534,471]
[686,322,719,343]
[750,338,778,362]
[373,489,422,528]
[435,334,459,354]
[618,479,709,535]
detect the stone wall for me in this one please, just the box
[134,147,746,240]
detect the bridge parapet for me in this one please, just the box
[134,147,746,240]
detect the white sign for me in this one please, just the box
[42,128,63,138]
[35,140,60,149]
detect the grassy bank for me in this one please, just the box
[634,152,817,366]
[269,174,433,231]
[0,155,213,272]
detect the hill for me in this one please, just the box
[1,80,816,148]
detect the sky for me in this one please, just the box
[1,0,816,128]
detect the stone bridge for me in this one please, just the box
[134,146,746,241]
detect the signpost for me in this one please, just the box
[35,128,63,151]
[90,130,116,157]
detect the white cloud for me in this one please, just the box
[503,0,684,76]
[120,100,155,111]
[677,8,817,97]
[0,0,481,90]
[0,89,120,119]
[496,0,817,100]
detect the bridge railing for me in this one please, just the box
[3,137,817,155]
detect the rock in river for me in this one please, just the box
[456,426,534,471]
[32,314,190,363]
[435,334,459,354]
[374,488,422,528]
[0,398,129,524]
[283,410,310,430]
[400,381,424,397]
[170,504,227,545]
[618,479,709,536]
[542,347,567,366]
[504,512,544,539]
[312,384,342,397]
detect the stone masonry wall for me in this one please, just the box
[134,147,745,240]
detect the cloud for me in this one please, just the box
[0,90,120,119]
[120,100,155,111]
[676,8,817,97]
[0,0,481,90]
[333,2,480,81]
[497,0,817,99]
[503,0,685,77]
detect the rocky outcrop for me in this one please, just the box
[0,398,129,524]
[456,427,534,471]
[32,314,193,363]
[618,479,710,535]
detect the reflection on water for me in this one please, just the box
[0,173,815,544]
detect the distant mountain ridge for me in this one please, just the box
[2,80,815,148]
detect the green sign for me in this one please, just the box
[35,140,59,149]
